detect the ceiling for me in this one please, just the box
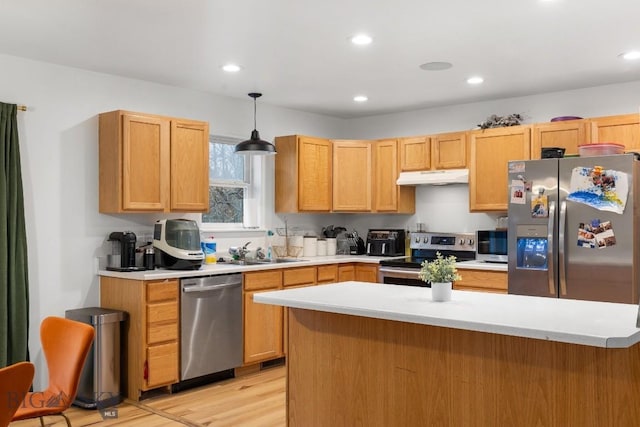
[1,0,639,118]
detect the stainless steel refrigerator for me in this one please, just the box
[507,154,639,303]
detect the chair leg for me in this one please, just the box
[61,412,72,427]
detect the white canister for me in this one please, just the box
[326,238,337,256]
[317,239,327,256]
[303,236,318,257]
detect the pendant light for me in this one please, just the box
[234,92,276,155]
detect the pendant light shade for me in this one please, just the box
[234,93,276,155]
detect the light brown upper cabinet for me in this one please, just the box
[469,126,531,212]
[589,113,640,151]
[275,135,332,213]
[431,131,468,169]
[332,140,372,212]
[531,119,589,159]
[99,110,209,213]
[373,139,415,213]
[399,136,430,171]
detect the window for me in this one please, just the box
[201,135,262,229]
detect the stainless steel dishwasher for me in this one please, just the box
[180,274,242,381]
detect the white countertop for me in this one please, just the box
[456,260,508,272]
[254,281,640,348]
[98,255,402,280]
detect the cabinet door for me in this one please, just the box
[122,113,170,211]
[243,290,284,364]
[469,126,531,212]
[453,269,507,294]
[170,119,209,212]
[432,132,467,169]
[355,264,379,283]
[299,136,332,211]
[399,136,430,171]
[373,139,399,211]
[283,266,317,287]
[338,264,355,282]
[531,120,588,159]
[317,264,338,284]
[332,140,372,211]
[589,114,640,151]
[146,342,178,388]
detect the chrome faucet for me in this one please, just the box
[229,242,252,260]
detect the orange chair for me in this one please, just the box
[0,361,34,427]
[12,316,95,427]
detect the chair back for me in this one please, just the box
[41,316,95,404]
[0,361,34,427]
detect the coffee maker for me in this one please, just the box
[107,231,140,271]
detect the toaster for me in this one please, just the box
[366,229,406,256]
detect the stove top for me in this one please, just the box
[380,231,476,269]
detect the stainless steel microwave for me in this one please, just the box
[476,230,508,263]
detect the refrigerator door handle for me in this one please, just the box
[558,200,567,296]
[547,201,556,296]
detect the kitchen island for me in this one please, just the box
[255,282,640,427]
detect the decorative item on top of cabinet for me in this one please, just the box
[99,110,209,213]
[588,113,640,152]
[431,131,468,169]
[274,135,332,213]
[531,119,589,159]
[373,139,415,213]
[469,125,531,212]
[399,136,430,171]
[332,140,372,212]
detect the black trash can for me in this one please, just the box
[65,307,127,409]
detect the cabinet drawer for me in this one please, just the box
[284,267,317,287]
[317,264,338,283]
[146,280,178,302]
[455,269,507,292]
[244,270,283,291]
[147,322,178,345]
[147,301,178,323]
[146,342,178,388]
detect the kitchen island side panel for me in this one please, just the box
[286,308,640,427]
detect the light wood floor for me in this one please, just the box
[10,365,286,427]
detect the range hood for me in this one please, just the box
[396,169,469,186]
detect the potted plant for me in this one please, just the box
[419,252,461,302]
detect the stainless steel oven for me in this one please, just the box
[379,232,476,287]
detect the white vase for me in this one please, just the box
[431,282,452,302]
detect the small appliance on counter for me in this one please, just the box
[476,229,508,263]
[366,229,406,256]
[107,231,146,271]
[153,219,204,270]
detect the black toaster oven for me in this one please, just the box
[366,229,406,256]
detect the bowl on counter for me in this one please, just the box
[578,143,625,157]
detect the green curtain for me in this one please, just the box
[0,102,29,367]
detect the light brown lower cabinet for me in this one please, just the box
[243,270,284,365]
[355,264,379,283]
[453,269,507,293]
[100,277,179,401]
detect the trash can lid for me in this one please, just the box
[65,307,127,324]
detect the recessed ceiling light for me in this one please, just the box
[419,61,453,71]
[353,95,368,102]
[222,64,241,72]
[620,51,640,60]
[350,34,372,46]
[467,76,484,85]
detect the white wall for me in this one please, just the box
[0,53,347,387]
